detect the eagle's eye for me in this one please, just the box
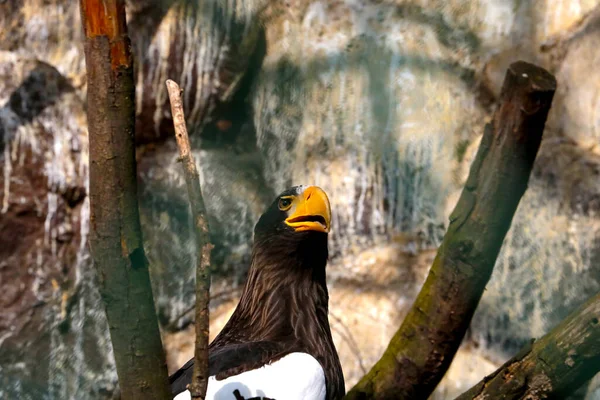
[278,196,293,211]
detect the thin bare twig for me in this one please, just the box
[166,79,213,399]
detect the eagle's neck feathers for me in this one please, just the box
[214,232,330,345]
[210,232,344,399]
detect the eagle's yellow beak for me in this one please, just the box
[284,186,331,233]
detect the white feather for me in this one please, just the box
[173,352,325,400]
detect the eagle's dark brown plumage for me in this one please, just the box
[170,185,345,399]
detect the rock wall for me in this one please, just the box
[1,0,599,399]
[0,52,116,398]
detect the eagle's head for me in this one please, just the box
[252,185,331,270]
[254,185,331,237]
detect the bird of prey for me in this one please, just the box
[170,185,344,400]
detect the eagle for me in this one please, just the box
[170,185,345,400]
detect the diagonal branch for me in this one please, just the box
[166,79,213,399]
[79,0,171,398]
[346,61,557,399]
[456,292,600,399]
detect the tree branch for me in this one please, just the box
[346,61,557,399]
[166,79,213,400]
[79,1,171,399]
[456,292,600,399]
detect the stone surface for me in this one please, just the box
[255,0,489,255]
[0,52,116,399]
[0,0,86,84]
[550,30,600,150]
[1,0,600,399]
[130,0,265,143]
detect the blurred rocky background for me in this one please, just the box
[1,0,599,399]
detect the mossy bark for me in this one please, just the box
[80,1,171,399]
[346,61,557,399]
[456,293,600,399]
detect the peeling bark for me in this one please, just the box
[346,61,557,399]
[80,1,171,399]
[166,79,213,399]
[456,293,600,400]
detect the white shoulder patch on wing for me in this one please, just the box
[173,352,326,400]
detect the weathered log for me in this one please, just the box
[79,1,171,398]
[346,61,557,399]
[166,79,213,399]
[456,292,600,399]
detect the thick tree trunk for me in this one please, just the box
[166,79,213,399]
[456,293,600,400]
[79,1,171,399]
[346,61,557,399]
